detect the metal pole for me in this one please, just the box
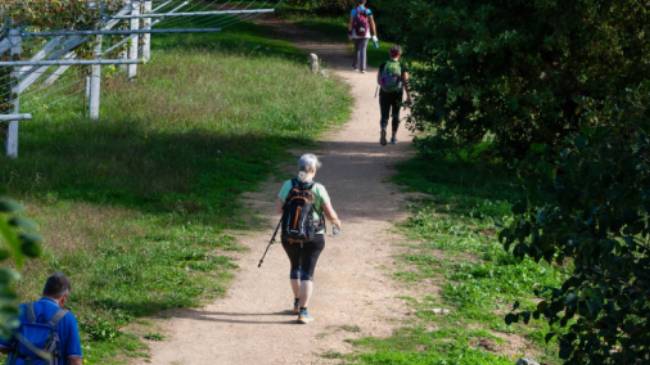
[85,76,91,107]
[43,52,75,86]
[22,28,222,37]
[142,0,152,62]
[109,9,276,19]
[16,36,85,93]
[0,114,31,122]
[103,0,190,55]
[6,28,21,158]
[0,38,9,55]
[0,59,143,66]
[152,0,173,12]
[36,3,132,88]
[89,35,102,120]
[128,0,140,79]
[18,37,63,74]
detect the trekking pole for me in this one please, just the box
[374,85,379,98]
[258,218,282,268]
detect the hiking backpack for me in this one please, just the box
[8,302,67,365]
[379,60,403,93]
[281,179,324,243]
[352,7,370,37]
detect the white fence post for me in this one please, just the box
[128,0,140,79]
[142,0,152,62]
[6,28,21,158]
[89,35,102,120]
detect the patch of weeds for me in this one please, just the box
[348,154,565,364]
[340,325,362,333]
[322,350,346,359]
[143,332,165,341]
[351,327,512,365]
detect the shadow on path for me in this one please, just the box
[167,308,298,325]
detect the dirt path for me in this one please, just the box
[140,20,413,365]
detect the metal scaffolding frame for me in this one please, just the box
[0,1,276,158]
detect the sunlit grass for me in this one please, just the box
[1,21,351,364]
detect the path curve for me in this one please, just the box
[140,20,413,365]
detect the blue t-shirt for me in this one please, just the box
[0,297,82,364]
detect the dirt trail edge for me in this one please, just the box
[141,20,414,365]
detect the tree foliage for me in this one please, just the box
[0,0,123,29]
[386,0,649,157]
[376,0,650,362]
[501,83,650,363]
[0,198,42,336]
[283,0,355,15]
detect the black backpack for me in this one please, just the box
[281,179,324,243]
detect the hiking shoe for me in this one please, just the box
[298,308,314,324]
[380,129,387,146]
[361,70,367,74]
[292,298,300,315]
[390,135,397,144]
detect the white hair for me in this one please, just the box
[297,153,322,182]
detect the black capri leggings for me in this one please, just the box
[282,235,325,281]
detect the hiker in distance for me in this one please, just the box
[349,0,379,73]
[0,272,83,365]
[378,45,412,145]
[277,154,342,324]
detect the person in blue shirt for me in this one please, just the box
[0,272,83,365]
[348,0,378,73]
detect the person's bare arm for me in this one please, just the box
[348,16,354,34]
[370,16,378,37]
[276,199,283,215]
[403,71,413,104]
[69,356,83,365]
[323,203,341,229]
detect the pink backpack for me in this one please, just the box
[352,7,370,36]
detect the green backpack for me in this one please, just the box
[379,60,403,93]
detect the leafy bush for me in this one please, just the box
[388,0,650,362]
[0,0,123,29]
[284,0,355,15]
[501,83,650,364]
[0,198,42,336]
[395,0,649,158]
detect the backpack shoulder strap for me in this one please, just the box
[292,178,315,191]
[48,309,68,328]
[26,302,36,324]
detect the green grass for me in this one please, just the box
[345,152,566,364]
[1,21,351,364]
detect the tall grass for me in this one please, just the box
[1,21,350,364]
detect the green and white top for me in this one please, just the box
[278,179,331,234]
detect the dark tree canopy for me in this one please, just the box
[374,0,650,363]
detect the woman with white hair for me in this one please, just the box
[276,153,342,324]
